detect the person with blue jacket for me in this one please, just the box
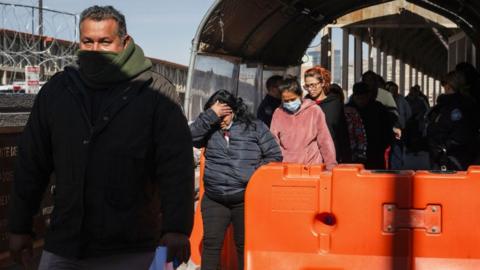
[190,90,282,270]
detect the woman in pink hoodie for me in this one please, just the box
[270,78,337,170]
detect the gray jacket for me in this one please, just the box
[190,109,282,198]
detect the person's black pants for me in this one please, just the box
[201,194,245,270]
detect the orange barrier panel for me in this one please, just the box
[189,152,205,266]
[245,163,415,270]
[189,151,238,269]
[412,166,480,269]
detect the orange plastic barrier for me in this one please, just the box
[245,163,480,270]
[245,163,415,269]
[412,167,480,269]
[189,151,239,269]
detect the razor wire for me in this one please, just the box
[0,2,78,83]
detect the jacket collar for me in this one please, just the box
[63,66,153,138]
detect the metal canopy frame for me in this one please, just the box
[184,0,480,116]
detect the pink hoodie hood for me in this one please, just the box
[270,99,337,170]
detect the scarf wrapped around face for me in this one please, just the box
[77,39,152,88]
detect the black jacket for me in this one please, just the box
[190,109,282,202]
[426,93,476,170]
[308,94,352,163]
[257,95,281,128]
[8,68,195,258]
[347,100,395,169]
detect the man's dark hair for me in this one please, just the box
[376,74,386,89]
[353,82,370,95]
[361,70,377,82]
[266,75,283,90]
[80,6,127,37]
[385,81,398,95]
[443,71,466,94]
[361,70,379,94]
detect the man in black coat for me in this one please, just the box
[347,82,395,169]
[426,71,477,171]
[8,6,194,269]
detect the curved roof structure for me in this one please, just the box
[195,0,479,76]
[344,10,458,77]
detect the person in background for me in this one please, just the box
[270,78,337,170]
[329,83,367,163]
[257,75,283,127]
[415,84,431,109]
[405,85,429,153]
[426,71,476,171]
[190,90,282,270]
[9,6,194,270]
[455,62,480,104]
[347,82,395,169]
[385,81,412,169]
[385,82,412,131]
[304,66,351,163]
[362,71,402,141]
[455,62,480,165]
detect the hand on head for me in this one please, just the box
[211,101,232,118]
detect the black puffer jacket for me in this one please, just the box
[190,109,282,201]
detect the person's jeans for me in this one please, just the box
[390,139,405,169]
[201,194,245,270]
[38,250,155,270]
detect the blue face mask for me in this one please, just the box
[283,98,301,112]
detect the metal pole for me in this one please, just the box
[184,0,222,120]
[409,64,413,89]
[399,59,405,95]
[39,0,43,37]
[426,76,430,104]
[391,57,396,82]
[382,52,387,79]
[354,35,362,83]
[415,68,419,85]
[368,44,373,71]
[38,0,44,80]
[342,29,349,94]
[421,73,425,94]
[376,47,381,74]
[31,7,35,36]
[321,27,332,70]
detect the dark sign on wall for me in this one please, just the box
[0,127,54,267]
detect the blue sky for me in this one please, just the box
[1,0,215,65]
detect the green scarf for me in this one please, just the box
[77,40,152,88]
